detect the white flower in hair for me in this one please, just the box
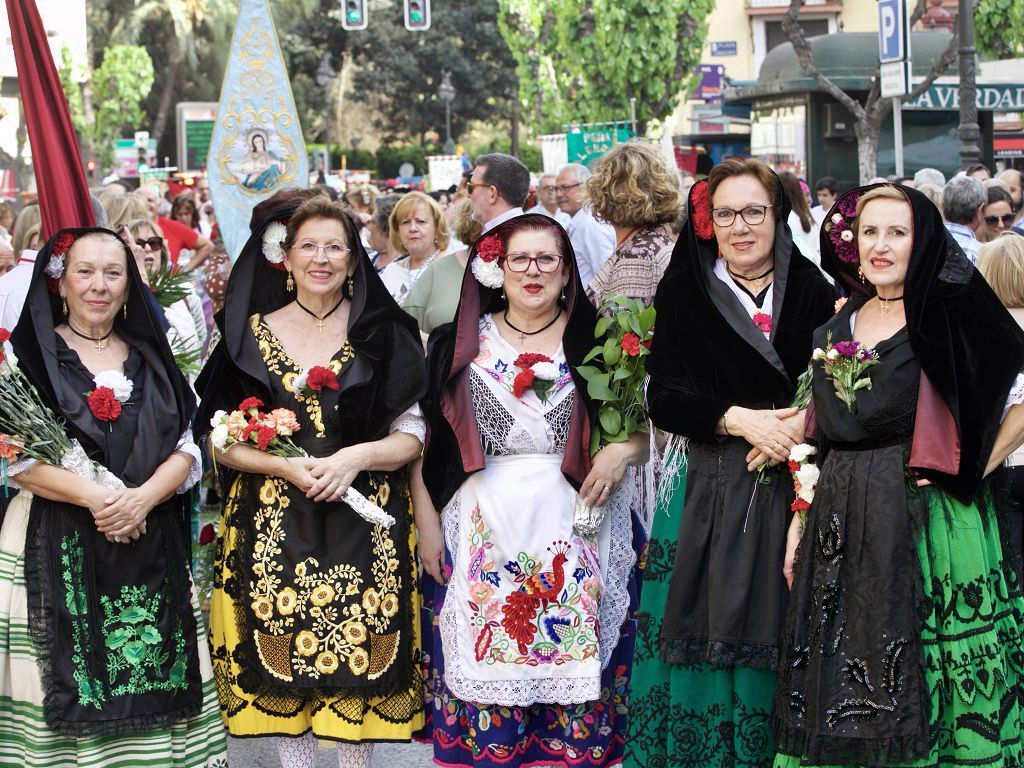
[45,253,65,279]
[471,256,505,289]
[262,221,288,265]
[93,370,133,402]
[532,362,560,381]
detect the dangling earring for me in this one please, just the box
[286,271,295,292]
[61,298,68,316]
[500,289,506,301]
[560,287,566,301]
[857,265,866,284]
[346,273,354,298]
[123,304,128,319]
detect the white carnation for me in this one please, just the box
[292,369,309,393]
[826,348,839,360]
[795,462,820,491]
[831,213,843,224]
[262,221,288,265]
[93,370,133,402]
[532,362,560,380]
[210,423,230,452]
[840,229,854,242]
[45,253,65,279]
[210,409,227,429]
[471,256,504,289]
[789,443,817,463]
[811,347,825,361]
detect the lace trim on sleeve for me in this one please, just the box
[388,402,426,444]
[174,428,202,494]
[4,455,38,489]
[1002,372,1024,422]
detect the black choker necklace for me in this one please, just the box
[727,265,774,282]
[295,295,346,335]
[876,294,905,314]
[67,322,114,352]
[504,308,562,342]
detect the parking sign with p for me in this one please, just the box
[878,0,908,63]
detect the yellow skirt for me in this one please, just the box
[208,475,425,742]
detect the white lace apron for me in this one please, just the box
[439,316,634,707]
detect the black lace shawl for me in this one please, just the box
[819,184,1024,503]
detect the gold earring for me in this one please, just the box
[62,298,67,315]
[857,265,866,283]
[286,271,295,292]
[346,273,354,296]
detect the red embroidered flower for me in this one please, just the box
[476,234,503,263]
[621,333,641,357]
[512,368,535,398]
[239,397,264,413]
[690,181,714,241]
[52,233,75,256]
[256,424,276,451]
[752,312,772,333]
[87,387,122,422]
[198,523,215,545]
[791,497,811,513]
[513,352,553,369]
[306,366,339,391]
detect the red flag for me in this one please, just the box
[6,0,95,236]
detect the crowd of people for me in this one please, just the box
[0,145,1023,768]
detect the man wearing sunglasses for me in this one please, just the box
[468,153,530,234]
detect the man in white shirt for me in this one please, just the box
[555,163,614,290]
[942,175,987,264]
[469,153,530,234]
[0,247,37,330]
[526,173,570,227]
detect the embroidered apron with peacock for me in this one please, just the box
[438,318,633,707]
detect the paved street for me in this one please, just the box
[227,736,436,767]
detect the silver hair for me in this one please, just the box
[942,175,988,225]
[913,168,946,188]
[558,163,591,182]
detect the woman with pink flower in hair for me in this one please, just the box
[414,213,649,767]
[626,158,835,768]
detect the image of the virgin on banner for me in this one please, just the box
[207,0,308,261]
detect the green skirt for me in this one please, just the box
[774,487,1024,768]
[625,470,778,768]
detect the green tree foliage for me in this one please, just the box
[59,45,155,168]
[497,0,715,134]
[975,0,1024,59]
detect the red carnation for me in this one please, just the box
[87,387,122,422]
[512,368,535,398]
[239,397,264,413]
[256,424,276,451]
[690,181,714,240]
[513,352,553,369]
[476,234,503,263]
[198,523,215,545]
[621,333,641,357]
[240,417,260,442]
[787,461,801,474]
[0,328,10,345]
[752,312,773,333]
[53,233,75,256]
[791,498,811,513]
[306,366,339,391]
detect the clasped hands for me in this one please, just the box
[282,448,363,502]
[725,406,805,471]
[87,485,157,544]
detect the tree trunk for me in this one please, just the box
[855,121,879,184]
[150,42,182,157]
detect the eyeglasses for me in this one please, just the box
[135,236,164,251]
[467,181,491,194]
[554,183,582,193]
[289,241,351,259]
[711,204,773,227]
[985,213,1015,227]
[539,185,556,193]
[504,252,563,272]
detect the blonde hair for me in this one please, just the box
[11,204,40,260]
[388,191,450,254]
[345,184,380,213]
[449,198,481,245]
[978,234,1024,308]
[854,184,908,218]
[126,217,169,271]
[585,141,682,228]
[103,192,150,230]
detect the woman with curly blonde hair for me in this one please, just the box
[584,140,681,307]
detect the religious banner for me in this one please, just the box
[207,0,307,260]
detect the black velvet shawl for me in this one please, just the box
[421,214,598,510]
[646,176,837,442]
[819,184,1024,503]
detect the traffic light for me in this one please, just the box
[86,159,96,178]
[404,0,430,31]
[341,0,367,30]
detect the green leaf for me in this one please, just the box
[627,314,642,337]
[595,315,611,337]
[612,366,632,381]
[582,347,601,364]
[599,406,622,435]
[616,312,632,332]
[589,426,602,457]
[586,375,616,401]
[576,364,602,381]
[602,338,621,366]
[606,429,630,443]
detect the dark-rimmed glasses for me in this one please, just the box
[711,204,773,227]
[504,252,562,273]
[554,182,582,194]
[985,213,1015,227]
[135,236,164,251]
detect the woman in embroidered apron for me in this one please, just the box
[627,159,836,768]
[772,184,1024,767]
[414,213,648,767]
[195,193,428,768]
[0,229,226,766]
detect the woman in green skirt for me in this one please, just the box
[772,184,1024,767]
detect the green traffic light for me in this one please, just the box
[348,10,360,20]
[411,10,421,20]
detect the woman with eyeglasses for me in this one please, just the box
[979,186,1016,243]
[415,213,648,767]
[625,158,835,768]
[195,192,428,768]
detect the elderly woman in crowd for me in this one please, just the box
[979,185,1016,242]
[416,213,648,767]
[584,140,680,308]
[773,184,1024,767]
[403,198,482,337]
[626,158,835,768]
[11,204,41,261]
[380,191,450,304]
[196,192,428,768]
[0,228,226,765]
[368,194,401,272]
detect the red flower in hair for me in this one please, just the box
[239,397,264,413]
[53,233,75,256]
[791,498,811,513]
[513,352,553,369]
[512,369,535,399]
[621,333,641,357]
[476,234,503,263]
[87,387,122,422]
[690,181,714,240]
[306,366,339,391]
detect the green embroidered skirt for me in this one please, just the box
[0,493,227,767]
